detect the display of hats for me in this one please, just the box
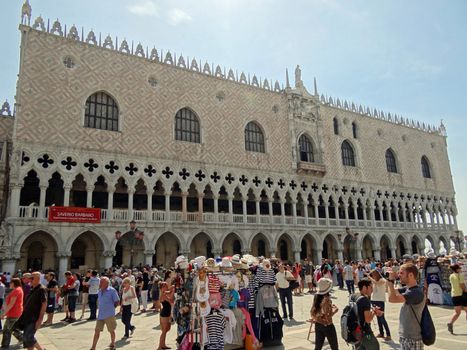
[194,256,206,269]
[215,255,222,264]
[220,257,233,269]
[175,255,189,270]
[204,258,219,272]
[237,258,249,270]
[199,301,211,317]
[195,278,209,302]
[231,254,241,265]
[262,259,271,270]
[243,254,259,266]
[317,278,333,295]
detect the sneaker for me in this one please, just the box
[376,334,384,338]
[60,317,69,322]
[384,336,392,341]
[130,326,136,336]
[67,318,76,323]
[447,323,453,334]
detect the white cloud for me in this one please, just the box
[167,8,192,26]
[128,0,158,17]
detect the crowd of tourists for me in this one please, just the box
[0,249,465,350]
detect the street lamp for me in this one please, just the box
[115,220,144,267]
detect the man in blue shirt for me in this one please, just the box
[90,277,120,350]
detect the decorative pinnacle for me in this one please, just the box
[285,68,290,89]
[314,77,318,96]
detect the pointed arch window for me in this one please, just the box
[298,134,314,162]
[421,156,431,178]
[385,148,398,173]
[175,108,200,143]
[85,92,119,131]
[341,140,356,166]
[245,121,265,153]
[352,121,358,139]
[333,117,339,135]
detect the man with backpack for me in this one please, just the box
[355,278,383,349]
[387,263,426,350]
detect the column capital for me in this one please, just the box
[212,249,222,256]
[103,250,116,257]
[164,191,171,196]
[181,191,189,197]
[144,249,155,256]
[86,185,95,192]
[39,184,48,191]
[63,183,73,190]
[146,189,154,195]
[56,251,72,258]
[241,248,251,255]
[197,193,205,199]
[127,188,135,195]
[10,183,24,190]
[213,194,220,200]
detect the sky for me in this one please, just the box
[0,0,466,240]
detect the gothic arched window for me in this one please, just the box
[245,122,265,153]
[175,108,201,143]
[333,117,339,135]
[385,148,398,173]
[421,156,431,178]
[298,134,314,162]
[85,92,119,131]
[352,121,358,139]
[341,140,356,166]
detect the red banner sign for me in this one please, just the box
[48,206,101,223]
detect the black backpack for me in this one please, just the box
[410,303,436,346]
[340,295,363,344]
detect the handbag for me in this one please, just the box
[410,302,436,346]
[130,287,139,314]
[245,333,258,350]
[179,332,193,350]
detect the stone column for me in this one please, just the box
[8,184,23,217]
[294,250,301,263]
[390,246,397,259]
[373,249,381,261]
[63,184,72,207]
[127,189,134,220]
[453,211,458,229]
[241,247,251,255]
[146,189,154,221]
[334,205,339,222]
[103,250,115,270]
[107,189,114,221]
[362,203,368,223]
[39,185,47,218]
[269,249,277,259]
[344,204,350,226]
[356,248,362,261]
[353,205,358,223]
[228,195,234,223]
[213,194,219,222]
[387,206,392,223]
[292,200,297,225]
[303,199,309,225]
[242,197,247,223]
[268,199,274,223]
[435,211,440,230]
[255,199,261,223]
[181,191,188,221]
[401,207,406,223]
[280,199,285,225]
[313,248,323,265]
[198,193,204,223]
[165,191,171,221]
[378,207,384,224]
[57,251,71,284]
[144,250,155,266]
[85,185,94,208]
[337,249,344,263]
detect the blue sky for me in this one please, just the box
[1,0,466,238]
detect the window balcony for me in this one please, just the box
[296,161,326,175]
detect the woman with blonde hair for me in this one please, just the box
[157,270,175,350]
[120,277,137,338]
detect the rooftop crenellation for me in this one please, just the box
[18,0,446,137]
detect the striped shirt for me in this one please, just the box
[205,311,226,350]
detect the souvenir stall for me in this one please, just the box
[173,254,283,350]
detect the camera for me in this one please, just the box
[383,272,390,279]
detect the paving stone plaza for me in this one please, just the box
[22,289,466,350]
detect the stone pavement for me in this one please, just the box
[7,289,466,349]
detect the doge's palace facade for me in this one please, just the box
[0,1,460,276]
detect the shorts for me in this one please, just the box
[160,301,171,317]
[23,322,37,348]
[95,316,117,332]
[152,289,160,301]
[305,275,313,284]
[67,295,78,312]
[46,296,56,314]
[452,295,467,307]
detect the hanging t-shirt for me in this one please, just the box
[205,311,226,350]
